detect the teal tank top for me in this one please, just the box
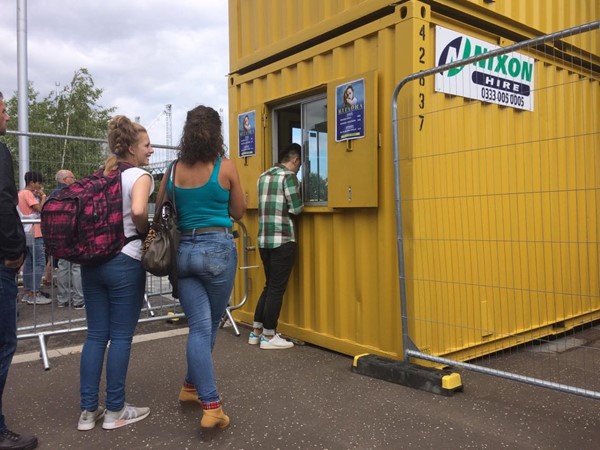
[167,157,232,230]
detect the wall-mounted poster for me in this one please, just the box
[335,79,365,142]
[238,111,256,157]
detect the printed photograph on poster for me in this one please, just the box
[335,79,365,142]
[238,111,256,157]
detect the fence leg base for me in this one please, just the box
[38,333,51,371]
[351,354,462,396]
[220,308,240,336]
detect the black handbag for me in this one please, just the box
[142,160,180,282]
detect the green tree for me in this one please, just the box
[307,172,328,202]
[3,68,115,183]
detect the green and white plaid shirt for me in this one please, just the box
[257,164,304,248]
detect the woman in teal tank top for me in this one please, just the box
[170,106,246,429]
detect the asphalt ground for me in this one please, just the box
[6,317,600,449]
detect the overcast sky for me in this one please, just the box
[0,0,230,150]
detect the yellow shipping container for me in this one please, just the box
[227,0,600,361]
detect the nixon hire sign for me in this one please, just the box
[435,26,535,111]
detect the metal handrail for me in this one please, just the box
[220,219,259,336]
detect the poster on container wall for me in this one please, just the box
[238,111,256,157]
[335,79,365,141]
[435,26,535,111]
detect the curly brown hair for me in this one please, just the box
[178,105,224,164]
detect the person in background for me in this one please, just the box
[49,170,84,309]
[17,171,50,306]
[248,143,303,350]
[172,105,246,429]
[77,115,154,431]
[0,90,38,449]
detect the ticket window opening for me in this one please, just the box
[273,95,328,205]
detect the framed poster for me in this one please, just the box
[238,111,256,157]
[335,78,365,142]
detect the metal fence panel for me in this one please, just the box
[392,21,600,399]
[9,132,185,368]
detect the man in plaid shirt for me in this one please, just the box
[249,143,303,350]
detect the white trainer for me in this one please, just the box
[248,331,262,345]
[259,333,294,350]
[102,404,150,430]
[77,406,105,431]
[26,292,52,305]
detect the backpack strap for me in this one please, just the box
[125,234,144,243]
[118,162,148,242]
[117,161,135,172]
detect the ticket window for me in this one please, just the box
[273,94,328,206]
[271,70,377,208]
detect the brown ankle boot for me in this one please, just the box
[178,382,200,403]
[200,406,230,428]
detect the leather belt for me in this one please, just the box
[181,227,232,235]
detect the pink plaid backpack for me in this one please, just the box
[42,165,141,265]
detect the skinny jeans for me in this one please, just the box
[79,253,145,412]
[177,232,237,404]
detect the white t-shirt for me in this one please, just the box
[121,167,154,261]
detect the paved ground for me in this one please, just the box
[6,318,600,449]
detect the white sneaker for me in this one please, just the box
[260,333,294,350]
[77,407,105,431]
[248,331,262,345]
[102,404,150,430]
[26,292,52,305]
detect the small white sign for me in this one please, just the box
[435,26,535,111]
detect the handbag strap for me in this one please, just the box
[155,160,178,218]
[168,160,177,212]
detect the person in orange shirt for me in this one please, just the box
[17,171,50,305]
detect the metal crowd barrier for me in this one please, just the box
[16,218,251,369]
[392,20,600,400]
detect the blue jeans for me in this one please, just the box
[23,237,44,292]
[254,242,297,334]
[80,253,145,412]
[0,263,19,432]
[177,232,237,404]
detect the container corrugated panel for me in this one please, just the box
[408,62,599,361]
[237,208,402,358]
[230,0,600,74]
[228,0,599,359]
[461,0,599,36]
[229,15,406,356]
[431,0,599,58]
[228,0,396,73]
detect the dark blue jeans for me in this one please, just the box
[80,253,145,412]
[254,242,297,334]
[0,263,19,432]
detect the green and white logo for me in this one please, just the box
[435,26,535,111]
